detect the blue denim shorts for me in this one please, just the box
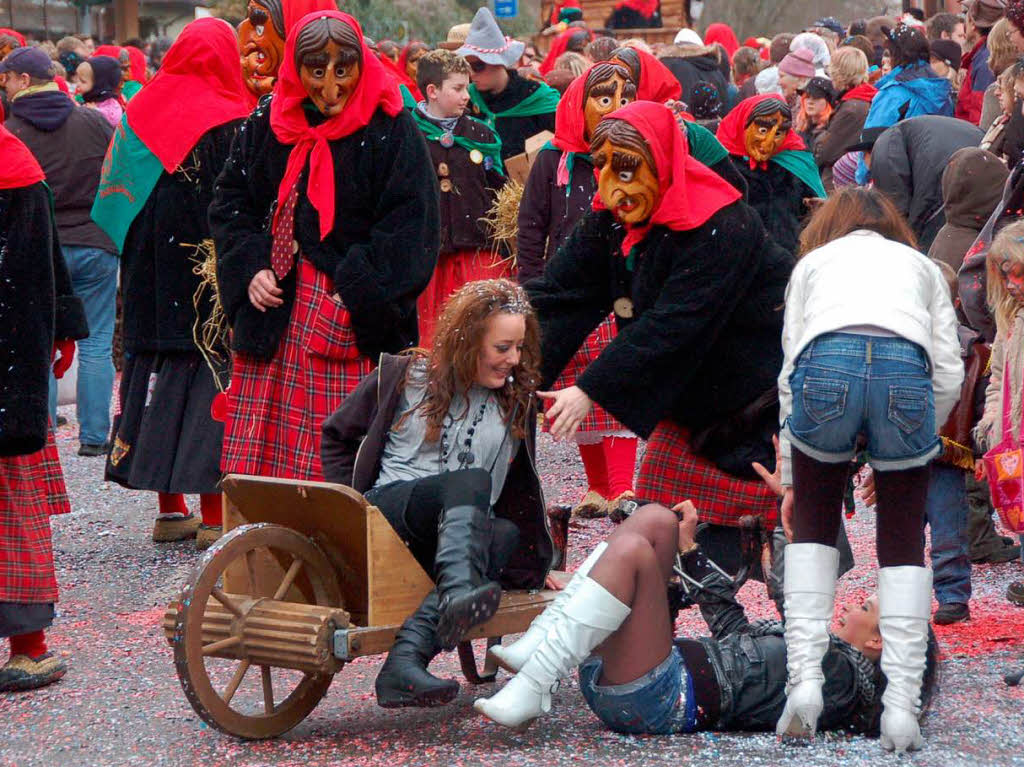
[783,333,942,470]
[578,646,698,735]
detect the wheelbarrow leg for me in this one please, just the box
[458,637,501,684]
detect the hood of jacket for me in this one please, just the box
[942,146,1009,229]
[878,63,952,115]
[9,89,74,132]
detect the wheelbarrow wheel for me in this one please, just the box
[171,523,343,739]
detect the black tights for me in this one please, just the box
[791,447,929,568]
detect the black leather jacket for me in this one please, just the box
[679,549,881,734]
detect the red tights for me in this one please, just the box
[9,630,47,659]
[578,436,638,499]
[157,492,223,527]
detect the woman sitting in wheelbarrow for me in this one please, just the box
[321,278,554,709]
[474,489,940,744]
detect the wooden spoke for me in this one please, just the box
[245,549,259,596]
[211,586,244,618]
[272,558,304,601]
[202,635,241,656]
[223,660,251,704]
[261,666,275,714]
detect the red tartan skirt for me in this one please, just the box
[221,259,374,481]
[546,315,630,437]
[417,249,511,348]
[636,420,778,527]
[0,431,69,604]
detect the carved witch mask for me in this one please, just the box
[295,16,362,117]
[238,0,285,96]
[582,62,636,141]
[591,117,659,226]
[743,98,792,164]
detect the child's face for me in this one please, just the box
[803,95,829,120]
[76,61,94,94]
[429,72,471,118]
[1000,257,1024,303]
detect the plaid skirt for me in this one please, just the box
[221,259,374,481]
[636,421,778,527]
[417,249,511,348]
[0,430,69,604]
[547,315,630,437]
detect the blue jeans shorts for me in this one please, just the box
[783,333,941,470]
[578,646,698,735]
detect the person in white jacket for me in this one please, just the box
[774,187,963,753]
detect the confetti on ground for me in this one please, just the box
[3,405,1024,766]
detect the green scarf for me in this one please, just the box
[683,121,729,168]
[399,83,418,110]
[410,108,505,176]
[772,149,827,198]
[468,81,560,129]
[122,79,143,102]
[91,114,164,253]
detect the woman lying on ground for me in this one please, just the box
[320,278,554,709]
[474,495,939,742]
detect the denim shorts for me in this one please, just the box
[783,333,942,470]
[578,647,698,735]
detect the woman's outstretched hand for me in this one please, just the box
[537,385,593,441]
[751,434,784,498]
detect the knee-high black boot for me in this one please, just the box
[375,591,460,708]
[434,504,503,650]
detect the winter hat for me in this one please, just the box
[790,32,830,70]
[778,47,815,78]
[799,75,838,104]
[930,39,963,70]
[755,66,781,94]
[811,17,845,37]
[674,28,704,46]
[0,46,54,79]
[455,7,525,67]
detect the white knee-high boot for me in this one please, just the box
[776,542,840,738]
[488,542,608,673]
[878,565,933,753]
[474,576,629,729]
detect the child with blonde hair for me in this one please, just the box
[978,221,1024,605]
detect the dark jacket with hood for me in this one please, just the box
[320,353,553,590]
[658,46,729,115]
[0,182,89,456]
[525,201,793,476]
[679,546,883,733]
[5,91,116,253]
[871,115,984,254]
[928,146,1008,272]
[121,121,241,354]
[210,98,439,361]
[467,70,556,162]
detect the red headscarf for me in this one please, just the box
[628,48,681,103]
[94,44,125,61]
[283,0,336,36]
[703,23,739,58]
[552,70,590,155]
[592,101,741,256]
[0,27,25,46]
[124,45,148,83]
[381,43,423,101]
[715,93,806,169]
[270,10,403,241]
[540,28,587,75]
[126,18,252,173]
[0,121,45,189]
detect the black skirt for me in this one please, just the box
[105,351,226,494]
[0,602,54,638]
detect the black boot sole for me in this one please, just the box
[376,681,459,709]
[437,582,502,651]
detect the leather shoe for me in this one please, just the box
[933,602,970,625]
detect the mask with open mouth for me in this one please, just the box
[591,117,659,226]
[743,97,792,164]
[237,0,285,97]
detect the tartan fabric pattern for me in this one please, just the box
[0,431,68,603]
[417,248,511,348]
[636,420,778,527]
[549,315,629,436]
[221,259,373,481]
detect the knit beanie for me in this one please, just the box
[778,47,815,78]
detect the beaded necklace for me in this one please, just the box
[439,392,493,470]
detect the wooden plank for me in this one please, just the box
[345,588,560,659]
[365,505,434,626]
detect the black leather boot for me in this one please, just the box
[434,505,502,651]
[375,591,459,708]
